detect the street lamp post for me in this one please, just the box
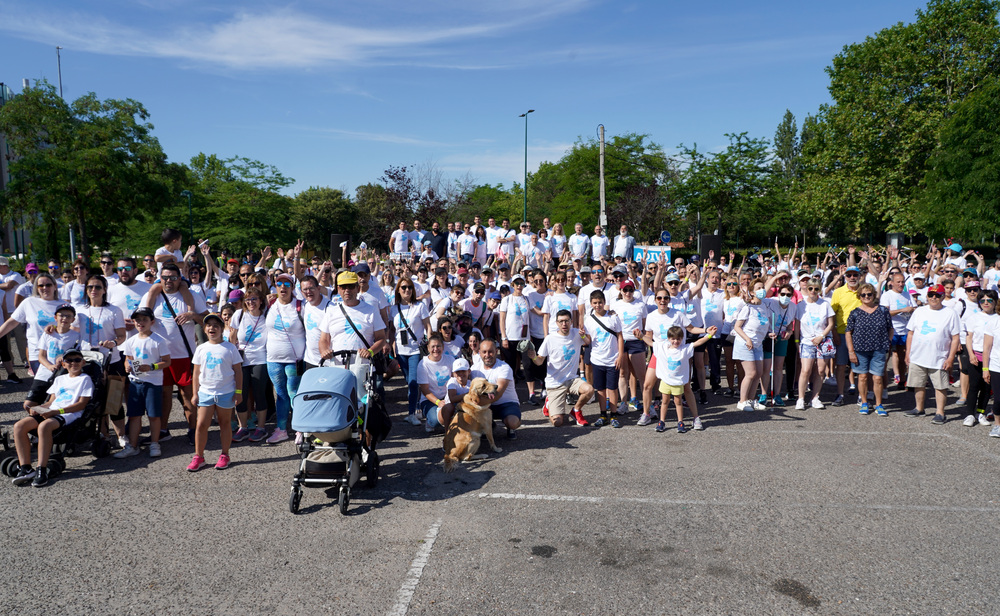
[518,109,534,223]
[180,190,193,240]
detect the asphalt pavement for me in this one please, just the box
[1,365,997,615]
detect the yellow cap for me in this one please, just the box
[337,271,359,286]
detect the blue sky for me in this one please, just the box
[1,0,931,197]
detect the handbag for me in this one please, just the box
[818,335,836,358]
[396,302,427,357]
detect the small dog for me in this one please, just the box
[443,377,500,472]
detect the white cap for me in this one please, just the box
[452,358,470,372]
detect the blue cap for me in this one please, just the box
[845,266,861,273]
[352,263,371,274]
[948,243,963,253]
[488,291,502,300]
[665,273,681,283]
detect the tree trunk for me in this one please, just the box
[77,210,89,261]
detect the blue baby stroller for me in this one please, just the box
[289,351,383,514]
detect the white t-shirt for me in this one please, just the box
[442,334,465,363]
[391,302,429,356]
[390,229,410,253]
[796,298,834,345]
[485,226,503,255]
[11,297,64,360]
[537,329,583,389]
[613,297,647,341]
[471,360,518,406]
[154,246,183,273]
[447,376,470,401]
[48,373,94,410]
[646,308,691,343]
[701,289,726,332]
[735,302,771,348]
[302,297,331,366]
[654,341,694,386]
[550,235,566,258]
[230,310,268,366]
[459,233,476,256]
[986,317,1000,368]
[0,270,25,315]
[670,290,703,329]
[266,300,306,363]
[578,281,615,310]
[525,290,547,340]
[321,301,386,364]
[107,280,152,339]
[121,332,171,386]
[140,289,207,358]
[906,305,962,370]
[584,312,621,367]
[967,311,997,354]
[417,355,453,401]
[880,289,916,336]
[542,292,578,334]
[499,294,530,341]
[35,330,83,382]
[568,233,589,258]
[59,280,87,308]
[76,304,126,363]
[590,235,609,260]
[192,341,242,396]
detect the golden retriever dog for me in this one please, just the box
[443,377,500,472]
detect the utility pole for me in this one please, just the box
[57,46,75,259]
[598,125,607,228]
[518,110,534,223]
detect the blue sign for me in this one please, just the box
[634,246,672,263]
[660,230,672,244]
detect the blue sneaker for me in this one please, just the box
[758,394,768,406]
[611,418,622,429]
[875,405,887,417]
[772,396,785,407]
[655,421,666,433]
[859,403,870,415]
[676,421,687,434]
[630,398,643,413]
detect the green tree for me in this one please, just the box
[0,81,174,259]
[291,187,358,256]
[798,0,1000,235]
[919,75,1000,238]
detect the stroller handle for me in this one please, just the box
[321,350,359,368]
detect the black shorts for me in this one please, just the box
[685,333,705,353]
[27,378,50,405]
[624,339,646,355]
[958,348,971,375]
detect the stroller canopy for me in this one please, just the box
[292,367,358,433]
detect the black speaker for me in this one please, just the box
[330,234,351,266]
[700,234,722,262]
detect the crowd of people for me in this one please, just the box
[3,220,999,487]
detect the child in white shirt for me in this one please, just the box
[188,313,243,471]
[654,324,717,433]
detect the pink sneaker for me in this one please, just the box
[186,455,208,472]
[215,453,231,470]
[266,428,288,444]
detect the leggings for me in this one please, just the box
[966,367,993,415]
[523,336,546,384]
[501,343,523,383]
[267,362,301,431]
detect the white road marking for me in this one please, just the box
[470,492,1000,513]
[387,519,442,616]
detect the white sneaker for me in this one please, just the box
[857,396,864,406]
[963,414,976,427]
[113,444,139,458]
[636,413,652,426]
[795,398,806,410]
[810,398,825,409]
[753,400,767,411]
[979,413,991,426]
[148,442,161,458]
[692,417,704,431]
[405,414,422,426]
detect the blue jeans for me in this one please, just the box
[399,353,421,415]
[267,362,301,431]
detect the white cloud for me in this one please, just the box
[438,142,574,182]
[0,1,591,70]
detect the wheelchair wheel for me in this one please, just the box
[366,451,379,488]
[338,486,350,515]
[1,456,18,477]
[47,458,62,477]
[289,487,302,514]
[54,458,66,476]
[93,438,111,459]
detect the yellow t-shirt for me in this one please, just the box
[831,285,861,334]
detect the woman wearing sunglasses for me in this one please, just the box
[760,283,797,406]
[963,289,997,429]
[844,283,893,415]
[262,273,306,444]
[61,259,90,308]
[77,274,127,439]
[732,278,772,412]
[794,279,835,409]
[613,280,648,413]
[721,274,746,397]
[229,286,272,443]
[0,273,64,377]
[391,278,431,426]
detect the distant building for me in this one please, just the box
[0,81,31,257]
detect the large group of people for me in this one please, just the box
[3,219,1000,487]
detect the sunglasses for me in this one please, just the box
[340,283,358,290]
[36,283,54,289]
[440,326,453,330]
[245,297,260,303]
[806,286,820,292]
[726,282,738,287]
[100,260,113,265]
[859,293,874,298]
[275,281,293,288]
[779,293,793,297]
[161,276,179,282]
[63,357,84,364]
[666,281,680,286]
[143,258,154,262]
[981,298,996,304]
[655,296,669,301]
[117,266,133,272]
[927,292,943,298]
[400,286,414,291]
[593,270,604,274]
[845,272,859,277]
[86,284,104,290]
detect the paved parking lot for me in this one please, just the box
[1,368,996,615]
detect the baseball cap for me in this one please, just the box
[55,303,76,315]
[498,263,510,271]
[965,280,981,289]
[620,280,635,291]
[511,275,526,284]
[25,263,38,273]
[845,266,861,273]
[227,258,240,265]
[0,257,8,267]
[913,272,926,280]
[482,266,493,274]
[62,348,84,361]
[275,273,295,283]
[689,254,701,262]
[352,263,371,275]
[228,289,244,302]
[948,243,963,252]
[471,261,482,269]
[456,267,468,275]
[131,307,155,320]
[203,313,226,327]
[927,283,946,294]
[452,358,470,372]
[580,266,592,274]
[337,271,359,285]
[488,291,502,301]
[963,268,978,277]
[665,273,681,283]
[612,264,628,275]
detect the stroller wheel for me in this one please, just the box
[1,456,18,477]
[366,451,379,488]
[47,458,62,477]
[289,488,302,514]
[93,438,111,459]
[54,458,66,477]
[338,486,350,515]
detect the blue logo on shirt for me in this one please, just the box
[244,326,262,344]
[125,296,140,311]
[436,371,449,386]
[37,310,54,328]
[920,321,936,335]
[306,313,321,331]
[561,344,576,361]
[204,352,223,370]
[667,357,681,371]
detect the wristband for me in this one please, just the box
[235,389,243,394]
[436,399,444,407]
[705,333,713,339]
[152,363,158,371]
[57,408,65,415]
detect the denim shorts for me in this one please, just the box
[127,380,163,418]
[732,342,763,362]
[851,350,887,376]
[799,343,819,359]
[491,401,521,421]
[197,391,236,409]
[421,399,442,429]
[591,365,620,391]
